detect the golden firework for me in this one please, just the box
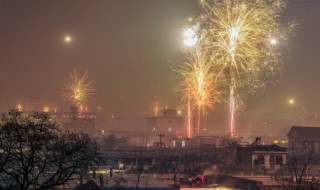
[200,0,286,88]
[198,0,290,137]
[176,51,220,134]
[62,71,95,105]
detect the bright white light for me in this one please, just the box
[183,27,198,47]
[270,37,278,45]
[64,35,72,43]
[184,28,195,38]
[230,27,240,40]
[229,26,240,53]
[288,98,295,105]
[184,36,198,47]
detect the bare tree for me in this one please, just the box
[0,110,102,190]
[100,134,129,151]
[104,174,128,188]
[277,142,320,190]
[217,136,242,170]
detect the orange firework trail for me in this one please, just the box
[62,71,95,106]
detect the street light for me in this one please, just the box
[288,98,295,105]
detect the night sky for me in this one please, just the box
[0,0,320,135]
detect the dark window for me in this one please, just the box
[270,155,275,165]
[276,156,283,165]
[238,155,242,164]
[257,156,264,164]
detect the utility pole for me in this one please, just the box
[158,134,165,149]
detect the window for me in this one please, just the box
[256,156,265,164]
[270,155,275,165]
[276,156,283,165]
[182,141,186,147]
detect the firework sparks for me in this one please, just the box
[198,0,288,137]
[187,95,192,138]
[152,101,160,116]
[176,51,219,135]
[150,88,163,116]
[62,71,95,106]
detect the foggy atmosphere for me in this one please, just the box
[1,0,320,189]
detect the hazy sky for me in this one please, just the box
[0,0,320,134]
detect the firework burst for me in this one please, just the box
[62,71,95,106]
[197,0,289,137]
[176,51,220,135]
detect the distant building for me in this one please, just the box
[166,136,222,149]
[93,108,185,147]
[147,109,184,134]
[61,107,98,136]
[19,105,99,137]
[147,109,184,147]
[287,126,320,155]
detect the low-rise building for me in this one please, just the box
[235,145,287,172]
[287,126,320,155]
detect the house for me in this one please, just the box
[287,126,320,155]
[235,144,287,172]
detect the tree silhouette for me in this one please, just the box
[0,110,102,190]
[100,134,129,150]
[277,142,320,189]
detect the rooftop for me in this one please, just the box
[287,126,320,139]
